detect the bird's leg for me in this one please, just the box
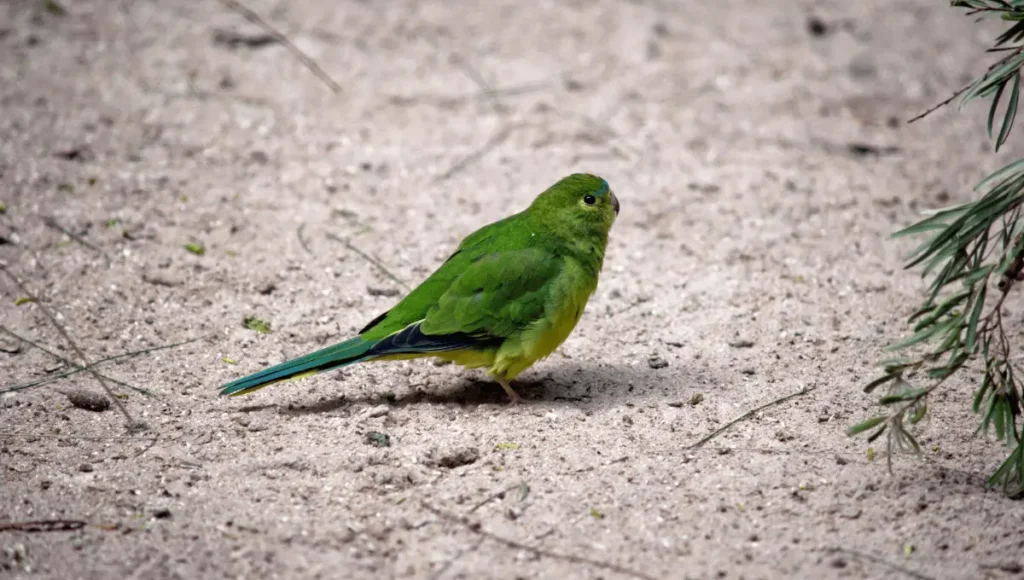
[496,378,522,405]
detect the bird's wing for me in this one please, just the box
[424,247,560,338]
[363,248,560,355]
[357,212,535,339]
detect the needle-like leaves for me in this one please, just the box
[851,0,1024,497]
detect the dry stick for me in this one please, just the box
[908,46,1024,124]
[0,520,87,533]
[297,223,312,254]
[435,123,522,182]
[451,54,502,113]
[824,548,935,580]
[0,328,200,395]
[1,326,157,396]
[0,264,139,428]
[325,232,410,291]
[686,385,816,449]
[422,502,658,580]
[430,536,485,580]
[906,85,973,124]
[217,0,342,93]
[42,216,108,262]
[468,482,527,513]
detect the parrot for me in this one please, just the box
[219,173,619,404]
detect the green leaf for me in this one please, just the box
[988,73,1009,139]
[966,285,988,352]
[975,370,995,413]
[911,290,970,332]
[889,317,961,351]
[963,264,996,287]
[185,243,206,256]
[864,373,899,394]
[977,158,1024,192]
[997,73,1020,151]
[847,416,887,436]
[243,316,272,334]
[879,388,931,405]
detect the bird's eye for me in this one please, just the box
[584,195,596,205]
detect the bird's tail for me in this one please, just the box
[219,336,377,397]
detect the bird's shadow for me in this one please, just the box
[247,362,661,416]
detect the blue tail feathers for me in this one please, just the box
[219,336,376,396]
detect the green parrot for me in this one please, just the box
[219,173,619,404]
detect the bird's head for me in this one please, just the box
[529,173,619,237]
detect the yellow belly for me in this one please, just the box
[490,278,594,381]
[375,265,597,381]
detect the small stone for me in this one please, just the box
[360,405,389,420]
[728,339,755,348]
[434,446,479,469]
[807,16,829,37]
[689,393,704,406]
[367,286,401,297]
[0,340,20,354]
[66,390,110,412]
[142,270,183,287]
[78,463,93,473]
[648,356,669,369]
[365,431,391,448]
[151,507,172,519]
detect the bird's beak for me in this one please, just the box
[610,190,619,216]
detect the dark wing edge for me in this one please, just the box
[366,320,502,357]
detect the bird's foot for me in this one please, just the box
[496,378,522,406]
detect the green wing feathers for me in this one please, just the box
[218,336,377,396]
[422,248,559,338]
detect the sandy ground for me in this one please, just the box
[3,0,1024,578]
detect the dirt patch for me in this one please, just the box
[1,1,1020,579]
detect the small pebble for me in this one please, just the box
[367,286,401,297]
[648,356,669,369]
[66,390,110,412]
[434,446,479,469]
[365,431,391,448]
[360,405,390,420]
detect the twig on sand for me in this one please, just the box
[435,123,522,183]
[823,547,936,580]
[450,53,503,114]
[422,502,658,580]
[0,264,142,429]
[217,0,342,93]
[430,536,485,580]
[42,216,109,263]
[325,232,410,291]
[297,223,312,254]
[0,520,87,533]
[468,481,528,513]
[686,385,816,449]
[0,329,200,396]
